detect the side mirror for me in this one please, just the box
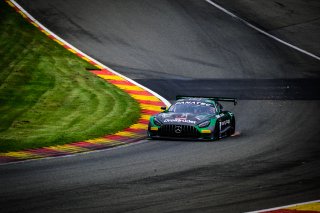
[160,106,167,111]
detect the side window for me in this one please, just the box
[216,102,223,112]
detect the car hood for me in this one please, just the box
[156,112,212,125]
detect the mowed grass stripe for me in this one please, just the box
[0,1,140,153]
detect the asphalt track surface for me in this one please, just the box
[1,0,320,212]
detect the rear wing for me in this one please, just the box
[176,95,237,105]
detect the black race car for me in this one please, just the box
[148,96,237,140]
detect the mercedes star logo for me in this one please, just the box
[175,125,182,134]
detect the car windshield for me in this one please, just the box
[168,104,215,114]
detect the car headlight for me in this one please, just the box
[198,120,210,128]
[153,117,162,126]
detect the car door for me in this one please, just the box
[216,103,231,133]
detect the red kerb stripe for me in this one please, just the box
[124,90,152,96]
[104,135,130,141]
[63,44,71,49]
[71,142,105,149]
[137,100,164,106]
[76,53,85,58]
[138,119,150,124]
[124,128,146,134]
[90,70,113,75]
[141,109,160,115]
[27,148,66,156]
[0,156,18,163]
[107,80,133,85]
[48,34,55,39]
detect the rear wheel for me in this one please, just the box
[228,117,236,136]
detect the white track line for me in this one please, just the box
[205,1,320,211]
[245,199,320,213]
[10,0,171,107]
[205,0,320,61]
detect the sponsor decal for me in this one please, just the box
[163,119,196,124]
[221,119,230,126]
[176,101,213,106]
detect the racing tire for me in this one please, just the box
[228,117,236,136]
[147,131,154,140]
[213,121,220,141]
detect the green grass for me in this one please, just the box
[0,1,140,152]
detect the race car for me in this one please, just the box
[148,96,237,140]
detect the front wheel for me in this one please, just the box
[213,121,220,141]
[147,131,154,140]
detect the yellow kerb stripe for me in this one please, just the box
[95,65,104,70]
[85,138,124,146]
[140,104,162,111]
[115,131,140,138]
[81,56,91,62]
[141,114,151,120]
[104,141,125,146]
[113,85,144,91]
[48,145,88,153]
[98,74,124,81]
[31,22,39,28]
[68,48,77,54]
[7,1,15,7]
[18,11,27,18]
[41,30,50,36]
[130,123,148,129]
[287,202,320,211]
[86,138,112,143]
[2,151,41,159]
[53,39,65,46]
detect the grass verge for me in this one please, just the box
[0,1,140,152]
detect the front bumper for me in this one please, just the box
[148,124,214,140]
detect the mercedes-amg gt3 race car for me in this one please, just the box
[148,96,237,140]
